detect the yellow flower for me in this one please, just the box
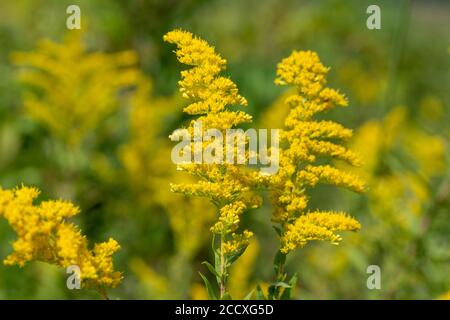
[281,211,361,253]
[349,106,446,225]
[165,29,261,253]
[12,31,139,146]
[0,185,122,290]
[222,230,254,255]
[163,30,248,114]
[437,291,450,300]
[270,50,365,250]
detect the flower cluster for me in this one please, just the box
[281,211,361,252]
[12,31,139,146]
[271,50,365,253]
[164,29,262,255]
[0,185,122,290]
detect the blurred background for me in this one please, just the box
[0,0,448,299]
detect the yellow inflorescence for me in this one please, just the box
[164,29,261,253]
[281,211,361,253]
[0,186,122,289]
[12,32,140,146]
[271,50,365,252]
[163,30,248,116]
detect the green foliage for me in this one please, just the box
[0,0,448,299]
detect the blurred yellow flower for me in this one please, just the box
[350,106,446,223]
[12,32,140,146]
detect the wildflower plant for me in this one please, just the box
[164,29,263,299]
[120,75,215,298]
[165,29,366,300]
[297,105,449,299]
[264,51,365,299]
[12,32,139,147]
[0,185,121,298]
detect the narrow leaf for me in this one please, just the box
[273,250,286,274]
[244,289,255,300]
[256,284,266,300]
[202,261,221,278]
[199,272,218,300]
[280,273,298,300]
[221,292,232,300]
[270,281,292,289]
[272,225,283,237]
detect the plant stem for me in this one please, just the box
[273,249,287,300]
[99,287,110,300]
[219,233,226,299]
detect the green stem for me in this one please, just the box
[219,233,226,299]
[273,250,287,300]
[98,287,110,300]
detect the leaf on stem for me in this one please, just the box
[199,272,218,300]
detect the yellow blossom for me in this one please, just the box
[269,50,365,250]
[165,29,265,299]
[222,231,254,255]
[281,211,361,253]
[0,185,122,290]
[12,32,139,146]
[165,29,261,250]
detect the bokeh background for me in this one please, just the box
[0,0,449,299]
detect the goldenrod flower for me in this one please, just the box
[165,29,263,298]
[0,185,122,290]
[271,50,365,252]
[163,30,248,118]
[116,73,217,298]
[281,211,361,253]
[12,32,139,146]
[164,29,261,252]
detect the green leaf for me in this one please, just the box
[202,261,221,279]
[280,273,298,300]
[199,272,218,300]
[244,289,255,300]
[221,292,232,300]
[273,251,286,275]
[270,281,292,288]
[214,249,221,283]
[272,225,283,237]
[256,284,266,300]
[212,234,219,255]
[268,284,275,300]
